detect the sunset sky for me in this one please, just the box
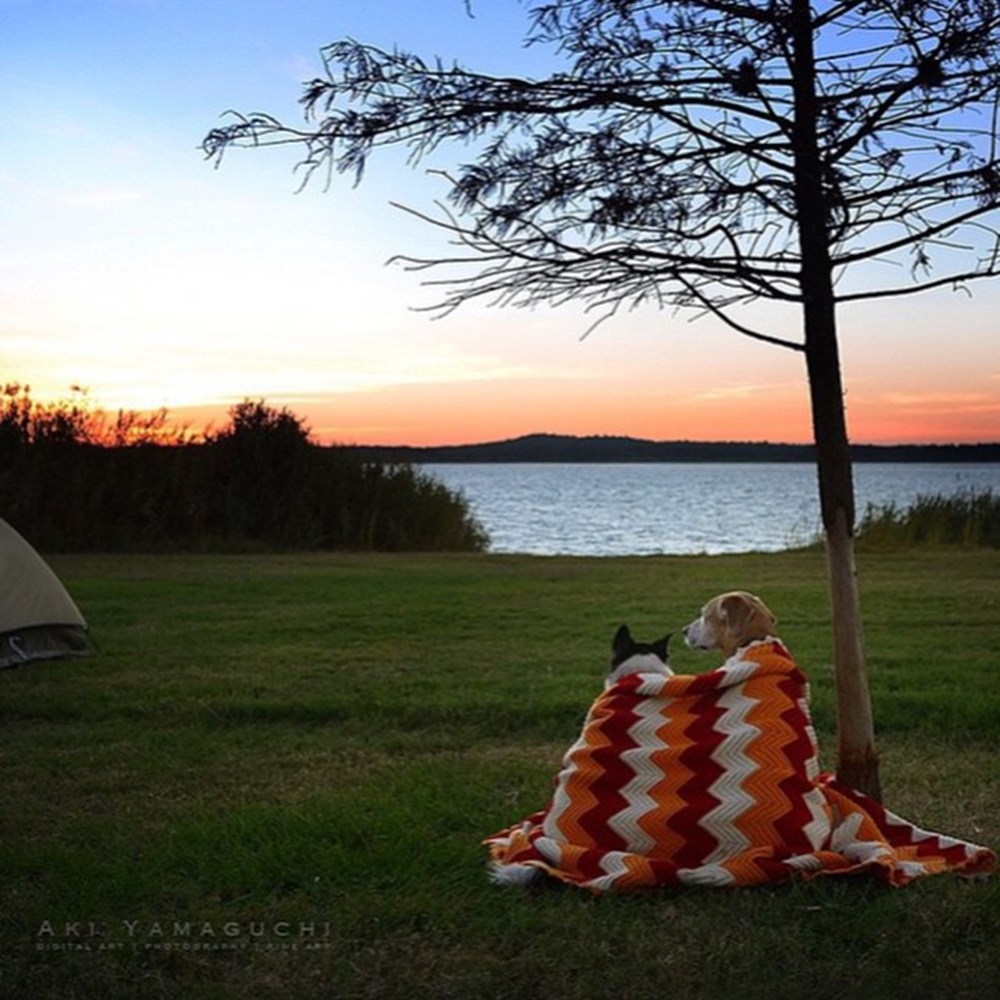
[4,0,1000,446]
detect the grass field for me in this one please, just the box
[2,548,998,999]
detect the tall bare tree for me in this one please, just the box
[204,0,1000,798]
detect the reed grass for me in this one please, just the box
[855,489,1000,549]
[2,549,997,999]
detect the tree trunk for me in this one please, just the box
[790,0,881,801]
[804,323,882,802]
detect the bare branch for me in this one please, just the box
[203,0,1000,345]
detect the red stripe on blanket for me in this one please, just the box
[574,692,642,850]
[668,693,727,867]
[773,674,823,853]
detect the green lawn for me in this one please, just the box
[2,549,997,999]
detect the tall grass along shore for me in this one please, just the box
[2,548,997,999]
[855,489,1000,549]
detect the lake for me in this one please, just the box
[424,463,1000,556]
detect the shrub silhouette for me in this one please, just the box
[0,386,487,552]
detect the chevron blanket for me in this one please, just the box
[485,640,995,892]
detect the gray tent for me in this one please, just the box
[0,518,93,668]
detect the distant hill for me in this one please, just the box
[347,433,1000,464]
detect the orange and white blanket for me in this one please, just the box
[485,640,995,892]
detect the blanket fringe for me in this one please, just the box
[488,861,545,888]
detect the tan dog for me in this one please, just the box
[683,591,778,658]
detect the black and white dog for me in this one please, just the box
[605,625,673,688]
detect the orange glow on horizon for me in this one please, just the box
[159,376,1000,449]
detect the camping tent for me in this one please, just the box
[0,517,93,668]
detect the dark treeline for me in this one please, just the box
[353,433,1000,464]
[0,386,487,553]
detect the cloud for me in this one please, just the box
[51,346,588,414]
[882,391,1000,413]
[690,381,799,402]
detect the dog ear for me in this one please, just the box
[612,624,633,655]
[744,593,777,632]
[723,592,776,638]
[721,594,755,632]
[652,633,671,662]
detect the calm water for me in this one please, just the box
[424,463,1000,556]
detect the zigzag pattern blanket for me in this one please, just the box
[485,640,995,893]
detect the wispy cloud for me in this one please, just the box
[690,381,799,402]
[882,391,1000,413]
[70,350,584,413]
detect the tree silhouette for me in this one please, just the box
[203,0,1000,799]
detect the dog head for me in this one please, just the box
[683,591,777,658]
[606,624,673,687]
